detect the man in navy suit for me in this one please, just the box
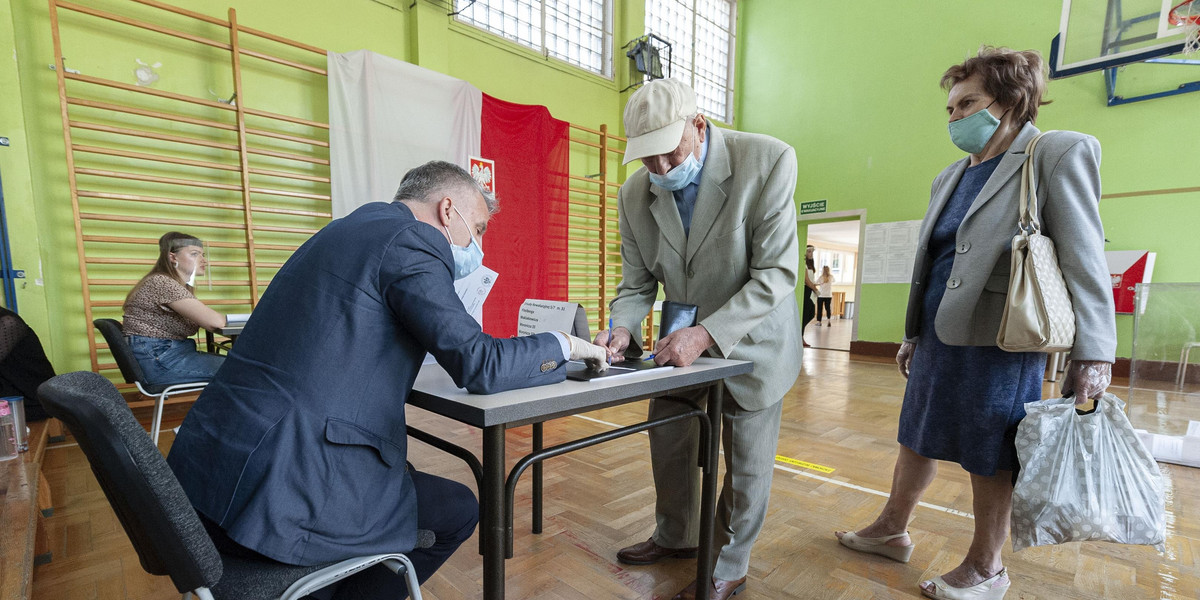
[167,161,607,597]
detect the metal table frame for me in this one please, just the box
[407,358,753,600]
[204,323,243,354]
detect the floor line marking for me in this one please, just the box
[568,413,974,519]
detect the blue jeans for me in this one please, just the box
[128,335,225,387]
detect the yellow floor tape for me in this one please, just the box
[774,455,835,474]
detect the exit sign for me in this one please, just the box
[800,200,826,215]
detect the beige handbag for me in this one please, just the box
[996,131,1076,353]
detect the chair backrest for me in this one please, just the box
[37,371,223,593]
[93,318,146,385]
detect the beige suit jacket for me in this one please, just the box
[609,126,803,410]
[904,123,1117,362]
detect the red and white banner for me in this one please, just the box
[1105,250,1156,314]
[328,51,569,337]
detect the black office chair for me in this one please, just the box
[93,318,209,447]
[37,371,424,600]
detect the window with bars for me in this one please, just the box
[455,0,612,77]
[645,0,736,123]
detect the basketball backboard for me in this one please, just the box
[1051,0,1193,77]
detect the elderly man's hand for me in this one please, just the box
[594,326,632,364]
[1061,360,1112,405]
[653,325,715,367]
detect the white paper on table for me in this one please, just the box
[225,313,251,325]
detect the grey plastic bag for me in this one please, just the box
[1011,393,1165,552]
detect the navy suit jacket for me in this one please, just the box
[167,201,566,566]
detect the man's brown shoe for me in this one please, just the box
[615,538,699,565]
[671,576,747,600]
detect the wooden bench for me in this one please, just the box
[0,418,60,599]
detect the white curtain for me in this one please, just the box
[327,49,482,218]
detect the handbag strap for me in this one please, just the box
[1018,130,1058,233]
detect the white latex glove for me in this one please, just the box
[896,341,916,379]
[1061,360,1112,406]
[561,332,609,373]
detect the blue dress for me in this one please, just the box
[898,155,1047,477]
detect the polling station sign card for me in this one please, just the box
[518,299,590,339]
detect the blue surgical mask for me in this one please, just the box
[648,129,702,191]
[947,101,1000,154]
[444,206,484,280]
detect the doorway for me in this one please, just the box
[801,212,864,351]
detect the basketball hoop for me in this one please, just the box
[1169,0,1200,54]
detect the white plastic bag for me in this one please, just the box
[1011,393,1165,552]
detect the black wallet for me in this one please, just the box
[658,301,699,340]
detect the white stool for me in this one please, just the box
[1045,351,1067,383]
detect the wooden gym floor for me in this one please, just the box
[30,350,1200,599]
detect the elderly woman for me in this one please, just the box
[122,231,228,386]
[835,47,1116,600]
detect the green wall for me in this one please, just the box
[737,1,1200,357]
[8,0,1193,371]
[4,0,645,371]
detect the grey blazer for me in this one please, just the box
[904,122,1117,362]
[609,125,803,410]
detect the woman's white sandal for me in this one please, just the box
[836,531,914,563]
[919,568,1010,600]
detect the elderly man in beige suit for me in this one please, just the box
[597,78,802,600]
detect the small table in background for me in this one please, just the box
[204,323,244,355]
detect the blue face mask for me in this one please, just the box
[947,101,1000,154]
[444,206,484,280]
[648,129,701,191]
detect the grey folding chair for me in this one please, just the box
[93,318,208,446]
[37,371,425,600]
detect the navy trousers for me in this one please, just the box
[204,468,478,599]
[329,469,479,599]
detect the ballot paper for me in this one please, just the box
[423,266,499,365]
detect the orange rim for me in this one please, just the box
[1169,0,1200,26]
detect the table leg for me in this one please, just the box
[205,330,217,354]
[482,424,507,600]
[696,382,723,600]
[532,422,543,534]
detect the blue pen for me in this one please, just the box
[643,354,656,362]
[607,318,614,364]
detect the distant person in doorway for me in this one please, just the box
[834,47,1115,600]
[122,232,227,387]
[801,245,817,347]
[815,266,834,326]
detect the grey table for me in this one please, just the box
[408,357,753,600]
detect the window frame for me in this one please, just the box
[644,0,738,123]
[453,0,615,79]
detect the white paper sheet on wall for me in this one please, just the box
[861,220,922,284]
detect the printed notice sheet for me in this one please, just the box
[861,220,922,284]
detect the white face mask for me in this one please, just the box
[173,260,197,286]
[647,127,702,191]
[443,206,485,280]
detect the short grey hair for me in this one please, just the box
[393,160,499,215]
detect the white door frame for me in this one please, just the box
[798,209,866,342]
